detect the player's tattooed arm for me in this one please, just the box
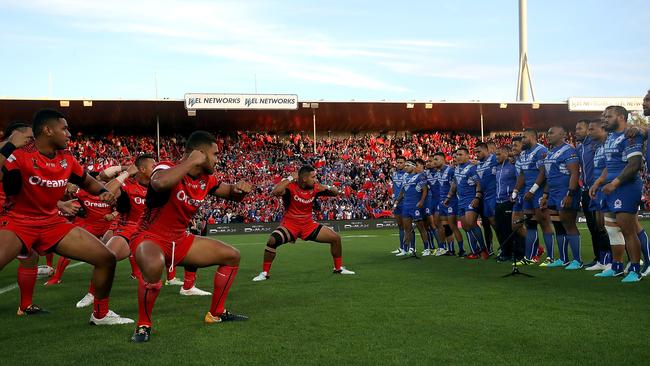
[211,181,252,202]
[603,155,642,194]
[271,172,298,196]
[151,150,206,192]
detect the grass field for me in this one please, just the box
[1,224,649,365]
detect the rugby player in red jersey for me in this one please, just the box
[130,131,251,343]
[45,184,117,286]
[252,165,355,282]
[0,109,132,325]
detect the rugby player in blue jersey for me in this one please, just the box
[437,152,465,256]
[591,106,644,282]
[540,126,582,269]
[513,129,553,265]
[423,156,443,256]
[394,159,430,256]
[445,147,487,260]
[390,156,409,256]
[475,142,497,256]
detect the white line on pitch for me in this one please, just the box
[0,262,87,296]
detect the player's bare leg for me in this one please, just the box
[131,241,165,342]
[0,230,23,270]
[76,235,132,308]
[55,227,132,325]
[253,227,293,281]
[462,210,487,259]
[312,225,355,274]
[178,236,246,323]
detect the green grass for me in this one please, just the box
[1,224,649,365]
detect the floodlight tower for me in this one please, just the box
[516,0,535,102]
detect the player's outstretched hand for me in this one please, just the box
[625,125,647,139]
[234,181,253,195]
[58,199,80,216]
[8,129,33,148]
[99,191,116,205]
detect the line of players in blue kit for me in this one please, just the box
[391,95,650,284]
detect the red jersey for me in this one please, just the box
[282,182,326,220]
[2,142,85,220]
[75,189,113,234]
[116,177,148,228]
[139,161,219,239]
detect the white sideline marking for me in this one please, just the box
[341,235,379,238]
[0,262,86,296]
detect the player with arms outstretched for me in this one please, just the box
[252,165,355,281]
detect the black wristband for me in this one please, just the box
[0,142,16,159]
[98,188,109,195]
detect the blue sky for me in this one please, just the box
[0,0,647,102]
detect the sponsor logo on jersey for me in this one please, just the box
[84,200,111,208]
[28,176,68,188]
[60,159,68,169]
[133,197,146,205]
[293,195,314,204]
[176,190,204,207]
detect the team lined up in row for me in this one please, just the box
[391,94,650,283]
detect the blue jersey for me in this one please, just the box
[392,170,407,200]
[593,143,606,182]
[476,154,497,199]
[577,136,595,188]
[603,131,643,183]
[544,143,579,191]
[424,168,439,202]
[454,162,479,200]
[402,172,428,206]
[518,143,548,189]
[495,160,517,203]
[437,165,454,201]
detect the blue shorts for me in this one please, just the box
[457,198,479,217]
[513,192,523,212]
[438,197,458,217]
[424,198,439,217]
[393,203,403,216]
[481,196,496,217]
[548,188,580,211]
[403,203,424,222]
[588,189,604,211]
[602,179,642,214]
[520,189,544,211]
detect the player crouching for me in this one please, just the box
[252,165,355,282]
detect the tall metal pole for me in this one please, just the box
[517,0,532,102]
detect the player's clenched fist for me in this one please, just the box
[233,181,252,195]
[99,190,116,205]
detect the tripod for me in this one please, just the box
[502,216,533,278]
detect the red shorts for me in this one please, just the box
[130,231,196,268]
[1,215,77,256]
[114,224,138,243]
[109,220,118,231]
[77,222,110,238]
[280,218,322,241]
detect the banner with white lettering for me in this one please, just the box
[184,93,298,110]
[568,97,643,112]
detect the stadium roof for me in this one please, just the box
[0,98,600,135]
